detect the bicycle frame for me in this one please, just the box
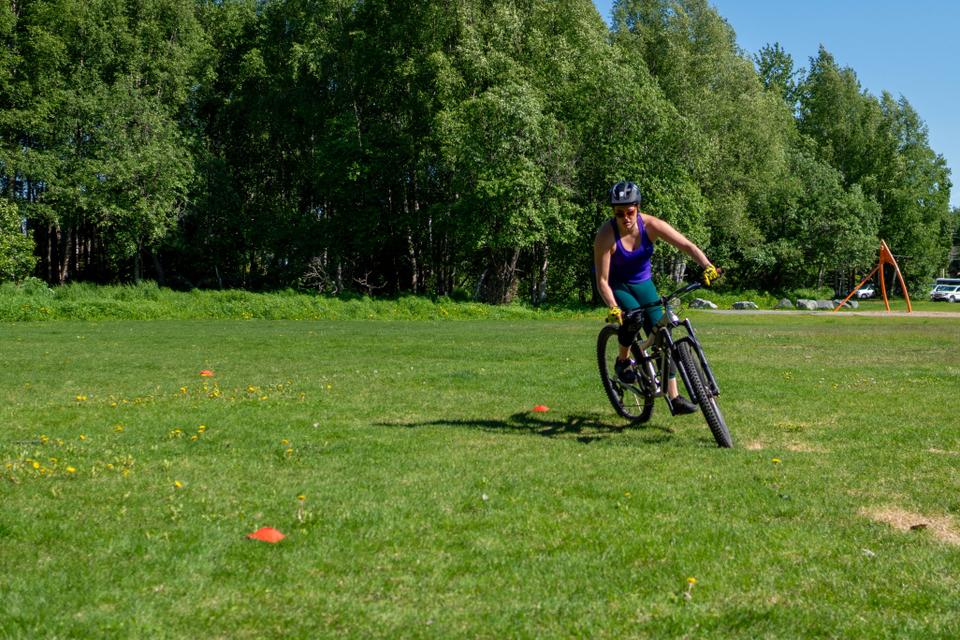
[627,282,721,411]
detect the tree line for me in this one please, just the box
[0,0,956,301]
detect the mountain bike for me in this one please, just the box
[596,281,733,448]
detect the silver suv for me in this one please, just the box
[931,285,960,302]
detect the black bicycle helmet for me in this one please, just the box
[608,181,641,206]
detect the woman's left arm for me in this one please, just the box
[643,214,712,269]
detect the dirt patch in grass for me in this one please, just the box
[928,448,960,456]
[742,440,825,453]
[785,442,826,453]
[861,506,960,546]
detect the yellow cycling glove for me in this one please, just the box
[702,265,720,287]
[605,306,623,325]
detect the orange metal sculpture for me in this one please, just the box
[833,240,912,312]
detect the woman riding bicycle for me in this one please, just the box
[593,180,720,415]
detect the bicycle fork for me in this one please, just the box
[664,320,721,399]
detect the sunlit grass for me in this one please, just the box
[1,315,959,637]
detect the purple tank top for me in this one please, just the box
[609,217,653,284]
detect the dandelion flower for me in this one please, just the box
[32,461,40,470]
[190,435,199,442]
[66,466,76,474]
[114,424,124,433]
[179,386,188,394]
[297,494,306,501]
[771,458,781,464]
[174,480,184,489]
[197,425,206,433]
[687,577,697,585]
[79,434,87,441]
[280,439,289,446]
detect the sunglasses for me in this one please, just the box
[614,206,637,218]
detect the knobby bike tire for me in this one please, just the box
[676,341,733,448]
[597,324,654,423]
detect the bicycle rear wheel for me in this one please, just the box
[597,324,654,423]
[676,341,732,448]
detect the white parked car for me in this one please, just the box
[854,285,876,299]
[930,285,960,302]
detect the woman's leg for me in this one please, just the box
[623,280,691,405]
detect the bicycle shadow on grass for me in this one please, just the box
[378,411,675,445]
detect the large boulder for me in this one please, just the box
[774,298,794,309]
[816,300,834,310]
[689,298,718,310]
[831,299,859,310]
[796,299,818,311]
[732,301,759,310]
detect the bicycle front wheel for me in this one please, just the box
[597,324,654,424]
[677,341,732,448]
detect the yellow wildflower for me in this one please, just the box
[174,480,184,489]
[66,466,76,474]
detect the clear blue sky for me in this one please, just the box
[592,0,960,209]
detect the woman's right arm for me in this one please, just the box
[593,224,619,310]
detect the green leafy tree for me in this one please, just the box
[873,93,953,288]
[798,47,952,287]
[0,200,37,281]
[755,42,800,108]
[612,0,793,284]
[0,0,210,283]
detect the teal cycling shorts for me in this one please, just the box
[611,278,663,337]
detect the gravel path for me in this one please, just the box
[705,309,960,318]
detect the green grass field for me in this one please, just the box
[2,313,960,637]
